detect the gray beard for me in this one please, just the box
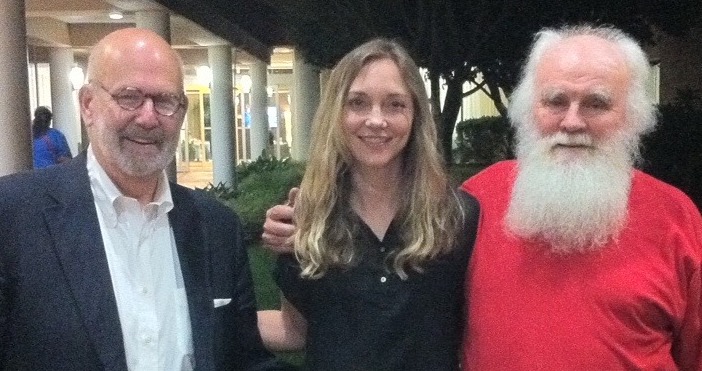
[505,131,634,253]
[93,119,178,178]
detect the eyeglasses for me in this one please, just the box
[91,81,186,117]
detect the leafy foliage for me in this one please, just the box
[454,116,514,165]
[265,0,702,163]
[229,164,304,243]
[199,181,239,200]
[641,89,702,209]
[199,156,305,242]
[234,154,293,178]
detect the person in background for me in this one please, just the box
[32,106,72,168]
[261,24,702,370]
[461,24,701,370]
[0,28,293,371]
[257,38,479,371]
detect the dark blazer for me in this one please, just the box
[0,153,290,371]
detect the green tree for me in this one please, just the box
[267,0,701,163]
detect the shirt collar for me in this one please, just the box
[87,145,174,227]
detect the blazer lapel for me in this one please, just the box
[43,154,128,371]
[169,185,215,371]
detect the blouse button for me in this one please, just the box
[380,246,386,253]
[380,276,387,283]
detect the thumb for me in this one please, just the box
[287,187,300,207]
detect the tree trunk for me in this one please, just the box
[428,70,442,132]
[439,77,463,165]
[483,75,514,158]
[483,76,507,117]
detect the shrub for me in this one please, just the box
[199,181,239,200]
[199,156,305,243]
[454,116,514,164]
[229,163,305,242]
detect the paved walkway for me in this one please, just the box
[177,161,214,190]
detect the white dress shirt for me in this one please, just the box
[87,147,194,371]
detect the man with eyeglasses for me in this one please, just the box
[0,28,294,371]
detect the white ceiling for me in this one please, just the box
[25,0,293,68]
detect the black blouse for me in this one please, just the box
[274,193,478,371]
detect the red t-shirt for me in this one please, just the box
[461,160,702,370]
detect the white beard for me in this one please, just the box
[506,130,635,253]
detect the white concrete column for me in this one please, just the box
[249,59,269,160]
[136,9,177,182]
[0,0,32,174]
[136,11,171,40]
[49,47,80,155]
[209,45,236,186]
[292,51,320,161]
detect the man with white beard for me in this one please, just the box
[259,24,701,370]
[460,24,702,369]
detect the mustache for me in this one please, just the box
[119,125,166,143]
[545,132,594,147]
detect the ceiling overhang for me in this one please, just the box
[153,0,290,63]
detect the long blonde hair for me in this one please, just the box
[294,38,460,279]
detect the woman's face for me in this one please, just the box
[343,58,414,173]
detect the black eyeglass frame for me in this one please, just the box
[90,80,187,117]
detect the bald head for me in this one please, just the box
[86,28,184,90]
[79,27,187,201]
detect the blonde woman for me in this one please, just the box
[258,38,478,370]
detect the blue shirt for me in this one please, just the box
[33,128,72,168]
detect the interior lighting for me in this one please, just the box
[70,66,85,90]
[108,11,124,20]
[240,75,252,94]
[196,65,212,86]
